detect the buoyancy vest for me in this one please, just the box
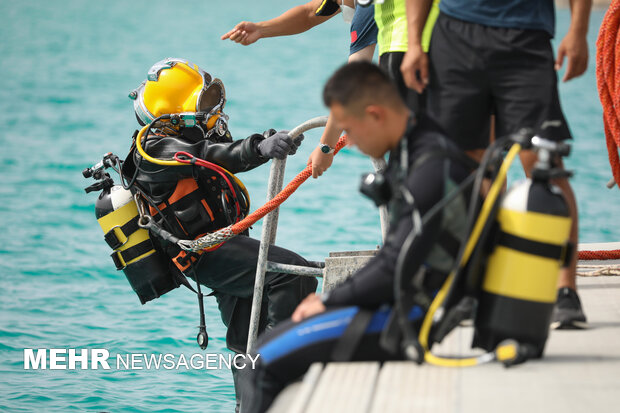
[139,163,249,274]
[387,119,476,279]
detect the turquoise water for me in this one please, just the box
[1,2,618,412]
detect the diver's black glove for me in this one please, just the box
[257,130,304,160]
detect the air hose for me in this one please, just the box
[135,123,250,207]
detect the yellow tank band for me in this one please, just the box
[497,209,571,245]
[97,201,153,266]
[484,246,561,303]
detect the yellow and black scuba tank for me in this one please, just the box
[473,161,572,355]
[95,185,181,304]
[452,135,572,363]
[394,133,574,366]
[84,156,181,305]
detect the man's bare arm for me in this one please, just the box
[400,0,433,92]
[556,0,592,82]
[221,0,341,45]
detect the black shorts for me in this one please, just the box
[380,51,426,113]
[427,12,572,150]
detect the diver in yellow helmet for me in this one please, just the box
[123,58,317,410]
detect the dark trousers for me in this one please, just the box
[193,235,318,410]
[427,12,571,150]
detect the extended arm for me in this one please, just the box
[308,44,377,178]
[138,133,269,176]
[221,0,345,45]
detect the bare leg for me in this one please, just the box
[519,150,586,329]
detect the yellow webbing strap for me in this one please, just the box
[418,143,522,366]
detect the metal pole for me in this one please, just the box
[246,157,286,354]
[246,116,329,354]
[266,261,324,277]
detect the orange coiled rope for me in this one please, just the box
[587,4,620,262]
[596,0,620,188]
[179,135,348,251]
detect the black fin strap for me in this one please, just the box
[331,309,374,362]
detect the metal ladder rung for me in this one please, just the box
[266,261,325,277]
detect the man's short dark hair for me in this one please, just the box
[323,61,405,115]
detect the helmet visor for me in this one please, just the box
[198,78,226,113]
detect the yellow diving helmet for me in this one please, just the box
[129,58,228,136]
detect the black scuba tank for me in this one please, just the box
[95,184,181,304]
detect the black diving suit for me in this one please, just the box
[123,126,317,407]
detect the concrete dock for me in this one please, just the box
[270,274,620,413]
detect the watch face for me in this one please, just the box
[321,145,330,153]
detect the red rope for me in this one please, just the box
[230,135,348,235]
[596,1,620,188]
[578,249,620,260]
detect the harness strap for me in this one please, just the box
[411,148,479,174]
[111,239,153,270]
[497,230,564,261]
[173,249,203,272]
[331,309,374,362]
[437,228,461,260]
[104,216,141,250]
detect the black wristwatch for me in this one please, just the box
[319,143,335,154]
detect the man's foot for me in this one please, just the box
[551,287,588,330]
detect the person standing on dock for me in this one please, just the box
[401,0,592,329]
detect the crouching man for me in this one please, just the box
[240,61,476,412]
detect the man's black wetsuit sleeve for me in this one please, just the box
[141,133,268,174]
[323,158,448,309]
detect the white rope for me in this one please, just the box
[577,264,620,277]
[177,226,235,251]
